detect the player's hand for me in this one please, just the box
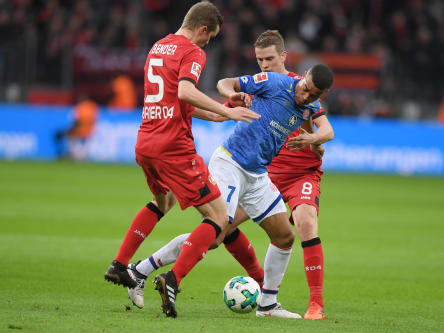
[229,92,252,108]
[228,106,260,123]
[310,144,325,160]
[286,127,314,151]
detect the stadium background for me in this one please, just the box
[1,0,444,173]
[1,1,443,332]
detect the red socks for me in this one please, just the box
[302,238,324,307]
[172,220,220,286]
[224,228,264,288]
[115,203,163,266]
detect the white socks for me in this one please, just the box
[260,243,292,307]
[136,233,190,277]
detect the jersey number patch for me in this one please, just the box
[145,58,164,103]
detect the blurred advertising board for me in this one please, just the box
[1,104,443,175]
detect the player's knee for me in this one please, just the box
[274,228,295,249]
[151,196,176,215]
[294,205,316,230]
[296,215,313,233]
[283,229,296,248]
[205,205,229,230]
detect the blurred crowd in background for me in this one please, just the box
[1,0,443,120]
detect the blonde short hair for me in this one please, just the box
[254,30,285,53]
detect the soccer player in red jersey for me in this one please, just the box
[104,1,259,318]
[126,30,332,320]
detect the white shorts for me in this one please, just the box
[209,147,286,223]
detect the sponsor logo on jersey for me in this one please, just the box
[142,105,174,120]
[253,72,268,83]
[270,120,291,135]
[240,76,249,84]
[190,62,202,80]
[288,114,298,126]
[301,195,311,200]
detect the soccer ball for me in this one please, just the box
[223,276,261,313]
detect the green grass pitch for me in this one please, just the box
[1,161,443,332]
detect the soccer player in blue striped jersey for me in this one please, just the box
[202,64,333,317]
[220,71,324,174]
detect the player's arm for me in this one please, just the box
[286,114,334,151]
[300,118,315,133]
[309,114,332,159]
[299,117,324,159]
[216,78,251,107]
[178,80,259,123]
[192,107,228,122]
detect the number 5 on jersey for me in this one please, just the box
[146,58,164,103]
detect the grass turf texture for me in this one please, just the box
[1,161,443,332]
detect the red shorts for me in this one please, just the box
[269,170,322,215]
[136,152,221,210]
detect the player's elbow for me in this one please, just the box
[327,128,334,141]
[217,78,238,96]
[216,79,225,94]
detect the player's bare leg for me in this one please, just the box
[256,212,301,318]
[292,203,325,320]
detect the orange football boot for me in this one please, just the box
[304,301,325,320]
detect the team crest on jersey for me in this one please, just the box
[190,62,202,80]
[253,72,268,83]
[302,109,311,119]
[288,114,298,126]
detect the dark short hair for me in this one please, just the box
[308,64,334,90]
[254,30,285,53]
[182,1,223,32]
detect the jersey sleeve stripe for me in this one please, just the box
[220,145,232,157]
[178,77,197,86]
[312,110,325,120]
